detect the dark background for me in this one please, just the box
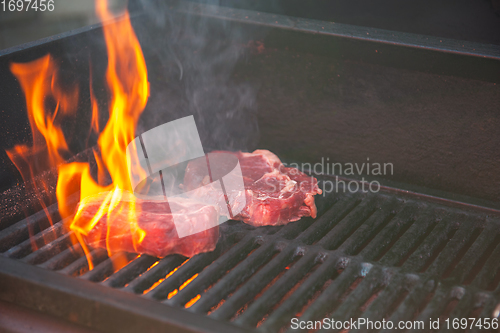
[0,0,499,208]
[186,0,500,45]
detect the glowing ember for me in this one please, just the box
[143,259,190,295]
[167,272,199,300]
[185,294,201,308]
[168,289,178,299]
[180,273,199,290]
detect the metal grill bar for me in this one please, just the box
[450,222,500,284]
[475,290,500,333]
[80,252,138,282]
[286,262,361,325]
[296,195,361,245]
[350,274,417,332]
[337,200,401,255]
[38,243,84,270]
[0,202,59,252]
[100,255,158,288]
[257,254,342,332]
[190,243,297,314]
[234,249,319,327]
[359,205,417,261]
[401,216,458,272]
[411,286,459,333]
[167,241,277,307]
[58,248,108,276]
[472,241,500,290]
[21,232,74,265]
[122,255,186,293]
[4,220,64,259]
[316,196,380,249]
[380,279,436,333]
[319,266,387,332]
[426,214,480,276]
[146,237,248,301]
[445,290,478,326]
[378,210,441,266]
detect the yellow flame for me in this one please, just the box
[60,0,150,268]
[7,0,150,271]
[7,54,79,250]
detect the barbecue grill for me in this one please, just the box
[1,1,500,332]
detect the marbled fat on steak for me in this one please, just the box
[184,149,322,227]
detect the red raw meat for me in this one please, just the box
[184,149,322,227]
[75,191,219,258]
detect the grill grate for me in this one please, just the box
[1,176,499,333]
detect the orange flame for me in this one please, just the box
[7,0,150,270]
[89,69,100,134]
[8,55,74,169]
[7,55,78,248]
[60,0,150,269]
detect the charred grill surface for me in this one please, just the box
[0,176,499,333]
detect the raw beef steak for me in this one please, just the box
[74,191,219,258]
[184,149,322,226]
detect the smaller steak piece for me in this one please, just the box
[184,150,322,227]
[75,191,219,258]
